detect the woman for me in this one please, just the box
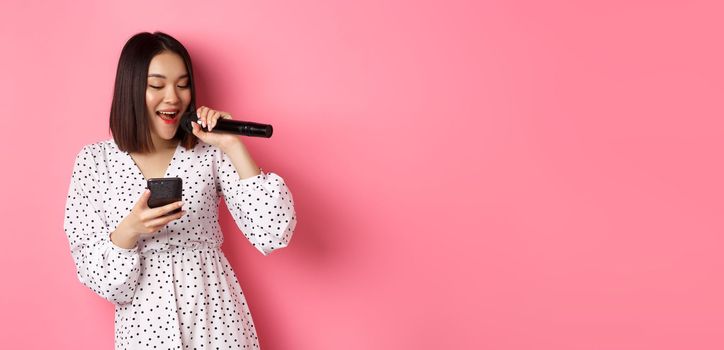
[63,31,297,349]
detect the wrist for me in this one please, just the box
[219,137,243,153]
[110,222,140,249]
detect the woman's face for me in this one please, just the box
[145,51,191,142]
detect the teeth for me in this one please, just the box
[157,111,177,121]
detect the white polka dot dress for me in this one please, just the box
[63,139,297,349]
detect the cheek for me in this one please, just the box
[145,94,158,123]
[180,90,191,104]
[146,91,161,106]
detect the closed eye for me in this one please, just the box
[148,85,189,89]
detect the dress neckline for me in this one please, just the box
[125,141,182,181]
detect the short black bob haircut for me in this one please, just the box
[109,31,197,153]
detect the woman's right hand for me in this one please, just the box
[110,189,186,249]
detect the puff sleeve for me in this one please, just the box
[216,149,297,256]
[63,145,141,305]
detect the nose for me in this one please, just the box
[164,86,180,104]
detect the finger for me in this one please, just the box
[196,106,204,127]
[142,209,177,227]
[146,210,186,228]
[147,200,184,219]
[134,189,152,210]
[147,210,186,229]
[198,106,209,128]
[209,110,221,131]
[191,119,203,136]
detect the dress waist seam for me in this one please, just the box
[140,242,221,254]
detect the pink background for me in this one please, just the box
[1,0,723,349]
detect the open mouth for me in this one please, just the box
[156,110,179,124]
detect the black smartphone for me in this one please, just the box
[147,177,183,215]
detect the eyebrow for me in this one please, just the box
[147,74,189,79]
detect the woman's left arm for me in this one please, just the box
[219,139,262,179]
[193,107,297,255]
[218,141,297,256]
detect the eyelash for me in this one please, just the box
[149,85,189,89]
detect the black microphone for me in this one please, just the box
[180,109,273,138]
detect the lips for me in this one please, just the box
[156,110,179,124]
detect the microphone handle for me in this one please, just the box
[201,119,273,138]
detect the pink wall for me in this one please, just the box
[1,0,723,349]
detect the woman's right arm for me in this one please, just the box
[64,146,186,305]
[63,146,186,305]
[63,145,141,306]
[110,190,186,249]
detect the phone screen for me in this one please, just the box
[147,177,183,214]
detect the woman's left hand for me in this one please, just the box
[190,106,243,150]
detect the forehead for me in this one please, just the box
[147,52,187,78]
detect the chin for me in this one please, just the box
[152,125,180,140]
[161,130,179,140]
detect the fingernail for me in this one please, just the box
[178,202,184,207]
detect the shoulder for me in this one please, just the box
[75,138,114,154]
[72,139,118,168]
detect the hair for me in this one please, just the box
[109,31,197,153]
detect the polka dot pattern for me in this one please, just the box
[63,139,297,349]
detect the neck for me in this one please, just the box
[150,133,179,152]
